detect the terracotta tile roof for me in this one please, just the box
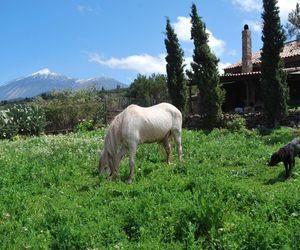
[221,71,261,77]
[220,67,300,80]
[220,71,261,81]
[225,40,300,70]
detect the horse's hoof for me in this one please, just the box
[127,178,133,184]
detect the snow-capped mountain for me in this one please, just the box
[0,68,127,101]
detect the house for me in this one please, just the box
[220,24,300,112]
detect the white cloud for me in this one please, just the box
[278,0,298,21]
[88,53,166,75]
[207,30,226,57]
[173,16,191,42]
[218,62,232,75]
[173,16,226,57]
[88,52,229,77]
[183,57,193,72]
[231,0,261,12]
[76,4,93,13]
[231,0,298,21]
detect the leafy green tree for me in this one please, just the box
[126,74,169,106]
[187,3,224,130]
[261,0,288,127]
[164,17,188,115]
[285,3,300,38]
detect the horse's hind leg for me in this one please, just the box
[162,134,171,164]
[128,144,137,183]
[172,129,182,161]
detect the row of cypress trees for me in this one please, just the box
[165,3,223,130]
[165,0,290,129]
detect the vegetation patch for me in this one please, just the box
[0,128,300,248]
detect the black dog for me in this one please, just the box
[269,138,300,178]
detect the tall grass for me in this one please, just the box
[0,128,300,249]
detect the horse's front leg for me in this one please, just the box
[284,161,290,179]
[114,145,128,172]
[292,157,295,169]
[128,144,137,183]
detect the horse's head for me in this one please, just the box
[269,152,281,166]
[98,150,113,175]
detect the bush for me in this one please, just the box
[74,120,94,132]
[37,90,107,132]
[43,103,106,132]
[227,116,246,132]
[126,74,169,106]
[0,104,46,139]
[0,110,17,139]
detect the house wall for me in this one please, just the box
[289,80,300,107]
[222,80,246,112]
[221,75,300,113]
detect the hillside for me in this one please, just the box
[0,68,127,101]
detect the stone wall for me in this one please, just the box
[184,109,300,130]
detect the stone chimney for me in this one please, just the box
[242,24,253,73]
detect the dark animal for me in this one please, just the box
[269,138,300,178]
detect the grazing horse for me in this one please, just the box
[98,102,182,183]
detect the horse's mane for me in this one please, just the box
[103,112,124,157]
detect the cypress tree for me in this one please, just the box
[164,18,187,115]
[187,3,224,130]
[261,0,288,127]
[285,3,300,38]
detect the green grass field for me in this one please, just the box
[1,128,300,249]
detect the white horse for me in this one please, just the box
[99,102,182,183]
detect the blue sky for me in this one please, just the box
[0,0,298,86]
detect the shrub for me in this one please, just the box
[0,104,46,139]
[0,110,17,139]
[227,116,246,132]
[44,103,106,132]
[74,120,94,132]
